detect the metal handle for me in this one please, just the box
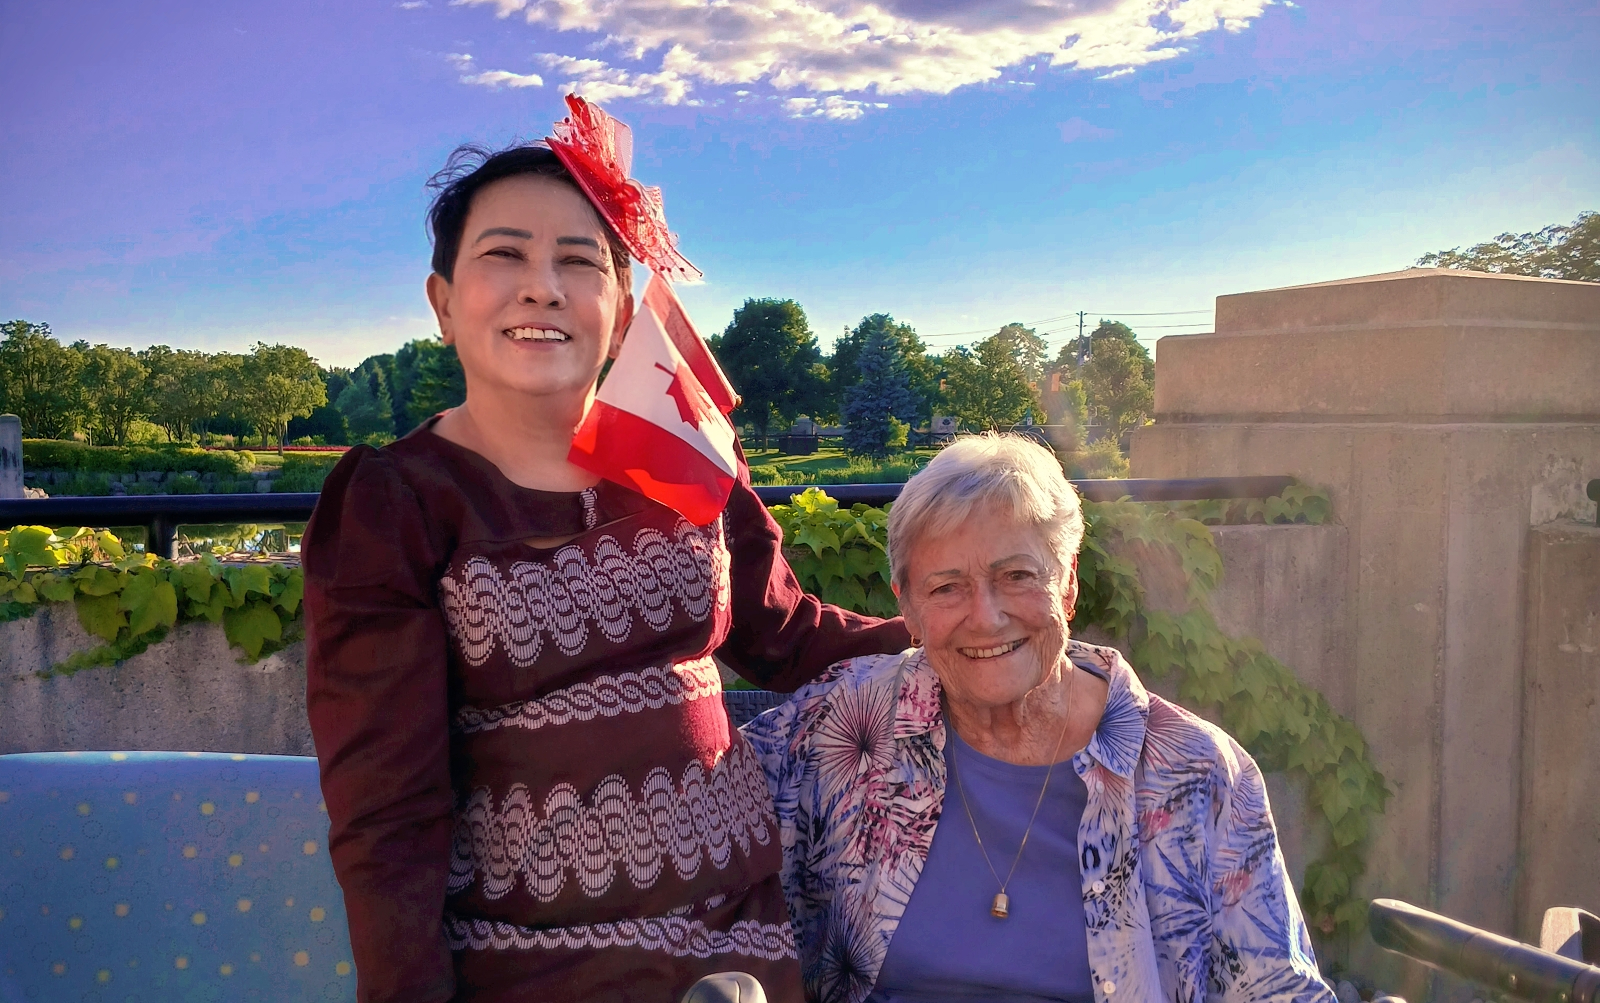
[1370,898,1600,1003]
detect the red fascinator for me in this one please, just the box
[546,94,702,284]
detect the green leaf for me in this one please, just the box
[790,522,841,556]
[7,526,60,568]
[94,530,126,560]
[71,566,124,596]
[177,561,217,603]
[223,601,282,659]
[75,593,126,642]
[188,582,229,623]
[274,571,304,615]
[223,565,275,604]
[119,571,178,637]
[35,575,77,602]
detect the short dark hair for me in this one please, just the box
[425,143,633,283]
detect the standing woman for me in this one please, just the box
[303,98,909,1003]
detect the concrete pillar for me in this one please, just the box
[1517,522,1600,941]
[1130,268,1600,998]
[0,414,21,500]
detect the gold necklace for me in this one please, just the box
[950,666,1078,919]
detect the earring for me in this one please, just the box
[909,635,923,648]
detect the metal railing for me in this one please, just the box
[0,476,1299,559]
[1370,898,1600,1002]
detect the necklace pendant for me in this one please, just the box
[991,892,1010,919]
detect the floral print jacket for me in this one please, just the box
[741,640,1335,1003]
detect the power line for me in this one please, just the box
[1076,309,1212,316]
[916,308,1211,340]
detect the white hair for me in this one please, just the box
[887,433,1085,591]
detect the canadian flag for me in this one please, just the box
[569,274,741,526]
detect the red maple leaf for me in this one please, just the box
[655,362,717,430]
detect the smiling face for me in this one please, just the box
[898,502,1079,713]
[425,173,632,406]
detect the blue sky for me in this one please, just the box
[1,0,1595,368]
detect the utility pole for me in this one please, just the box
[1075,310,1089,368]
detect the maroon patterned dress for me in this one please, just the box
[303,420,909,1003]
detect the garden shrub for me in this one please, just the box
[22,440,252,476]
[273,453,342,493]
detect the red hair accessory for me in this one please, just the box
[546,94,703,284]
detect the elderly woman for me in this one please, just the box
[743,434,1334,1003]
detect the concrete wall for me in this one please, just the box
[0,605,310,756]
[1517,522,1600,937]
[1028,524,1351,896]
[1132,267,1600,1001]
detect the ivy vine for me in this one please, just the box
[770,484,1390,942]
[0,526,303,675]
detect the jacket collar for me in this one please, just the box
[891,639,1150,779]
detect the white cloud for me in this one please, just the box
[784,95,889,120]
[447,53,544,89]
[453,0,1273,115]
[397,1,429,8]
[535,52,690,104]
[462,68,546,88]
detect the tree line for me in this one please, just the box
[711,303,1156,458]
[0,308,1153,463]
[0,320,468,453]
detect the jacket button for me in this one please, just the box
[1102,981,1116,994]
[1092,880,1105,894]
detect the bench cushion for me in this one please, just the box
[0,752,354,1003]
[0,691,790,1001]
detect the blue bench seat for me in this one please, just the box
[0,690,789,1001]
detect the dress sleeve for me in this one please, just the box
[715,472,912,693]
[303,447,457,1003]
[1208,739,1337,1003]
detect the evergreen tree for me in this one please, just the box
[405,341,467,425]
[338,357,395,441]
[842,324,922,458]
[830,314,941,424]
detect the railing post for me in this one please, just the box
[0,415,21,501]
[146,514,178,560]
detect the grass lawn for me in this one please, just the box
[743,447,938,486]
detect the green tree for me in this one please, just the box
[240,343,327,454]
[387,344,429,436]
[1080,337,1153,441]
[830,314,942,424]
[0,320,84,439]
[1417,210,1598,282]
[842,324,922,458]
[81,346,150,445]
[336,358,395,441]
[713,298,829,442]
[288,368,354,444]
[140,347,217,442]
[1083,320,1154,383]
[405,341,467,425]
[203,352,250,444]
[990,322,1050,386]
[939,333,1040,430]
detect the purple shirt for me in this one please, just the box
[867,729,1095,1003]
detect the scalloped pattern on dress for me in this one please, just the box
[452,657,722,734]
[447,739,772,902]
[443,911,796,960]
[438,517,730,667]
